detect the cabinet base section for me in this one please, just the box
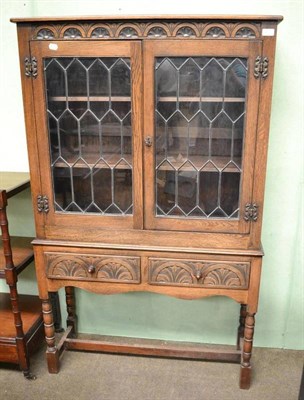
[47,322,253,389]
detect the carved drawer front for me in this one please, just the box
[148,258,250,289]
[45,253,140,284]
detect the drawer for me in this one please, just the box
[148,258,250,289]
[45,252,140,284]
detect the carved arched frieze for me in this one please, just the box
[203,23,229,38]
[143,23,170,38]
[87,24,113,38]
[31,20,261,40]
[232,23,260,38]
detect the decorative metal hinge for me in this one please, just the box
[244,203,259,222]
[254,56,269,79]
[37,195,49,213]
[24,56,38,78]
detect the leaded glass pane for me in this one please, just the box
[155,56,247,219]
[44,57,133,215]
[156,161,175,214]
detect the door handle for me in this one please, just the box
[144,136,153,147]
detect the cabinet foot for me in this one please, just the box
[240,365,251,389]
[46,349,60,374]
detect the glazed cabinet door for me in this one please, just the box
[143,40,261,233]
[30,41,143,237]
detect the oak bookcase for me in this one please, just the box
[12,15,282,388]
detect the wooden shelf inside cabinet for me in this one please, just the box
[0,172,44,379]
[49,96,131,102]
[49,96,245,103]
[157,96,246,103]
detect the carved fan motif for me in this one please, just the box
[203,268,241,287]
[147,27,167,37]
[155,265,194,284]
[63,28,82,39]
[91,27,110,38]
[45,253,140,283]
[149,258,249,289]
[201,263,246,287]
[206,27,226,38]
[119,27,138,38]
[176,27,196,37]
[96,261,134,281]
[48,257,88,277]
[37,28,55,39]
[235,27,256,38]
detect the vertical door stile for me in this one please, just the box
[237,40,263,234]
[130,41,144,229]
[29,42,54,226]
[143,41,156,230]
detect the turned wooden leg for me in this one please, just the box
[65,286,77,336]
[240,312,255,389]
[42,298,60,373]
[237,304,247,350]
[9,283,36,379]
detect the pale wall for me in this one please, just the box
[0,0,303,349]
